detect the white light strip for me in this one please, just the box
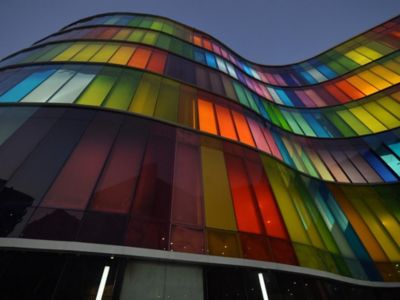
[95,265,110,300]
[258,273,269,300]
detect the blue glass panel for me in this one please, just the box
[275,88,292,106]
[317,64,337,79]
[205,53,217,69]
[242,64,252,76]
[194,49,206,64]
[271,131,294,166]
[0,68,56,103]
[303,113,330,137]
[387,142,400,157]
[377,147,400,177]
[362,150,397,182]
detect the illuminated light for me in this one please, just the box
[95,265,110,300]
[258,273,269,300]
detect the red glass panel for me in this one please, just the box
[90,119,149,214]
[125,218,169,250]
[225,153,263,234]
[41,113,122,210]
[170,225,205,254]
[146,50,167,74]
[325,84,349,103]
[269,237,298,265]
[172,139,203,226]
[239,233,274,261]
[130,126,175,221]
[244,159,289,239]
[128,47,152,69]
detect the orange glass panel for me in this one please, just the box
[146,50,167,74]
[128,47,152,69]
[225,154,263,234]
[346,75,378,95]
[335,80,365,99]
[197,98,218,134]
[215,105,237,140]
[193,35,202,46]
[329,184,388,262]
[231,111,255,146]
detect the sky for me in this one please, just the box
[0,0,399,65]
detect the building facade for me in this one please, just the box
[0,12,399,299]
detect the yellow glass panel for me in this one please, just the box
[355,46,382,60]
[346,75,378,95]
[109,46,135,65]
[207,229,241,258]
[349,106,386,132]
[362,188,400,248]
[358,70,391,90]
[345,50,371,65]
[71,43,103,62]
[330,185,388,262]
[261,156,310,244]
[383,60,400,75]
[336,110,371,135]
[363,101,399,129]
[52,43,86,61]
[378,96,400,113]
[90,44,119,63]
[201,146,237,231]
[370,65,400,84]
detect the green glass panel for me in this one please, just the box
[129,73,161,116]
[127,16,143,26]
[337,55,360,70]
[103,70,142,110]
[150,20,163,30]
[127,29,145,42]
[293,243,327,271]
[325,112,356,136]
[76,68,119,106]
[280,111,303,134]
[142,31,158,45]
[232,82,250,107]
[156,34,171,50]
[154,78,180,123]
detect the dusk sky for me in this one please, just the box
[0,0,399,64]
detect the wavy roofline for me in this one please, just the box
[59,11,400,68]
[29,24,400,89]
